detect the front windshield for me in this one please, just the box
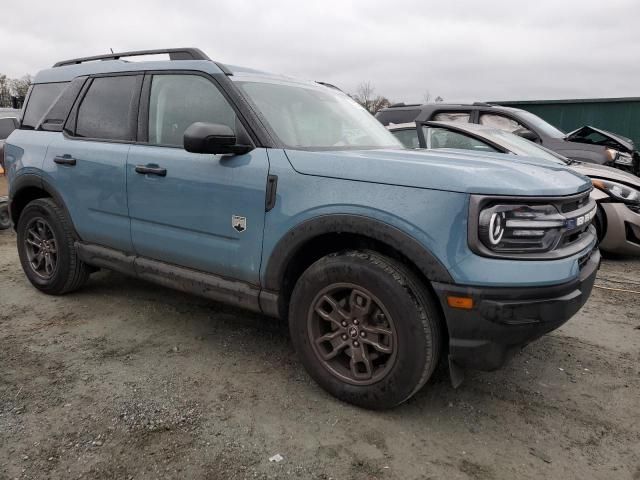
[487,129,568,164]
[237,81,402,150]
[516,110,565,138]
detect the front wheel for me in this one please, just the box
[594,205,607,244]
[288,250,442,409]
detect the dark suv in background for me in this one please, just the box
[376,103,639,176]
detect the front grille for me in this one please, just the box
[577,250,592,270]
[560,193,591,213]
[554,191,596,250]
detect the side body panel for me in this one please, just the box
[262,150,595,289]
[4,130,56,186]
[40,134,133,252]
[544,138,608,165]
[126,146,270,284]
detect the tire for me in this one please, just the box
[0,199,10,230]
[17,198,90,295]
[594,205,607,244]
[288,250,442,409]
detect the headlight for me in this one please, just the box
[592,179,640,204]
[478,203,596,253]
[613,150,633,166]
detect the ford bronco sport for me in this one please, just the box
[4,49,599,409]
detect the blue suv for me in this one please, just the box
[4,49,600,408]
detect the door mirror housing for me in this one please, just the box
[183,122,253,155]
[514,128,539,142]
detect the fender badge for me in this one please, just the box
[232,215,247,233]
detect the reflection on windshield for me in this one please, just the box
[489,129,567,164]
[237,81,402,150]
[516,110,565,138]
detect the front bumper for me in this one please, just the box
[432,248,600,371]
[599,203,640,256]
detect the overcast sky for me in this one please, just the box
[2,0,639,103]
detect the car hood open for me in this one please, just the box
[284,148,592,196]
[565,126,635,152]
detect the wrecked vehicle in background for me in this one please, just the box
[376,103,639,176]
[563,125,637,174]
[388,120,640,256]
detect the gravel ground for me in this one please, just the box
[0,226,639,480]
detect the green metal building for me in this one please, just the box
[493,97,640,147]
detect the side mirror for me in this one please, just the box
[183,122,253,155]
[514,128,539,142]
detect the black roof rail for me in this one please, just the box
[53,48,211,67]
[388,103,422,108]
[472,102,493,107]
[316,81,343,92]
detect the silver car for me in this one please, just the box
[388,120,640,255]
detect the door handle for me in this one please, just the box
[54,155,77,166]
[135,164,167,177]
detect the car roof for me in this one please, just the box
[32,48,322,90]
[376,103,523,125]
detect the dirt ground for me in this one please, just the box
[0,227,639,480]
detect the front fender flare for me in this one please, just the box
[263,214,454,293]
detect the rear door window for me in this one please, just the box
[21,82,68,129]
[479,113,525,132]
[432,111,471,123]
[75,76,139,141]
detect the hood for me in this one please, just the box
[565,126,634,152]
[284,148,592,196]
[571,161,640,189]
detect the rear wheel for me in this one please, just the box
[17,198,90,294]
[0,199,10,230]
[289,250,442,409]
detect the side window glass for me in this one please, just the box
[148,75,236,147]
[479,113,524,132]
[21,82,68,129]
[76,76,138,140]
[432,112,470,123]
[425,127,498,152]
[391,128,420,148]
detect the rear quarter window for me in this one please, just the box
[21,82,68,129]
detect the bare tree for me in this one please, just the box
[0,75,11,108]
[423,90,431,103]
[11,75,32,99]
[0,73,32,108]
[352,81,392,114]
